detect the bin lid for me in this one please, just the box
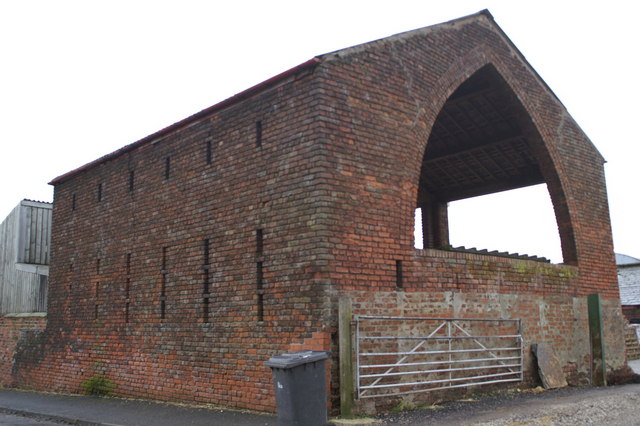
[265,350,329,369]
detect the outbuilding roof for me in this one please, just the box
[616,253,640,266]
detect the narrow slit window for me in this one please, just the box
[256,229,264,256]
[256,261,263,290]
[160,247,167,320]
[395,260,403,289]
[255,120,262,148]
[206,139,212,165]
[68,263,73,292]
[95,281,100,320]
[203,239,210,322]
[257,294,264,322]
[125,253,131,323]
[164,156,171,180]
[96,258,101,275]
[126,253,131,275]
[129,170,135,192]
[256,230,265,322]
[203,297,210,322]
[256,261,264,322]
[97,183,103,202]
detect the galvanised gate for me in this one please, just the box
[355,315,523,398]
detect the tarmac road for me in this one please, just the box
[0,412,62,426]
[374,383,640,425]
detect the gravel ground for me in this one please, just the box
[368,384,640,425]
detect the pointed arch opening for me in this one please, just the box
[416,64,577,264]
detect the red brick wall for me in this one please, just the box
[9,12,624,414]
[13,65,333,412]
[311,11,624,403]
[0,314,46,387]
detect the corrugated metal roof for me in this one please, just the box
[616,253,640,266]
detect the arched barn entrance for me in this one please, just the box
[416,64,577,264]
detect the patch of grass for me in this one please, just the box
[391,401,415,412]
[81,375,115,396]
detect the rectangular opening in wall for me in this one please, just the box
[125,252,131,322]
[256,260,264,322]
[203,297,209,323]
[95,282,100,319]
[203,239,210,323]
[256,261,263,290]
[164,156,171,180]
[206,139,212,165]
[160,247,167,320]
[68,263,74,292]
[129,170,135,192]
[395,260,403,289]
[256,229,263,255]
[257,294,264,322]
[97,183,102,202]
[255,120,262,148]
[96,258,101,275]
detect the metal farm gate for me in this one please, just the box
[355,315,523,398]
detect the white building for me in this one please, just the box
[617,253,640,323]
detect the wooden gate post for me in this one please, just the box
[339,296,354,418]
[588,293,607,386]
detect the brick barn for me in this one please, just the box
[10,10,626,414]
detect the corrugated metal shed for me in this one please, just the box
[0,199,51,314]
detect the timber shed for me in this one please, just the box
[0,199,51,314]
[9,10,625,415]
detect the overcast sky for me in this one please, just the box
[1,1,638,263]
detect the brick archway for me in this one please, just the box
[414,49,578,264]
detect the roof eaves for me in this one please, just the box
[49,57,321,186]
[620,263,640,268]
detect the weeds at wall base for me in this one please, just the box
[81,375,115,396]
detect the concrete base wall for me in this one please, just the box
[343,289,626,412]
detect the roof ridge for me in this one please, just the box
[318,10,492,62]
